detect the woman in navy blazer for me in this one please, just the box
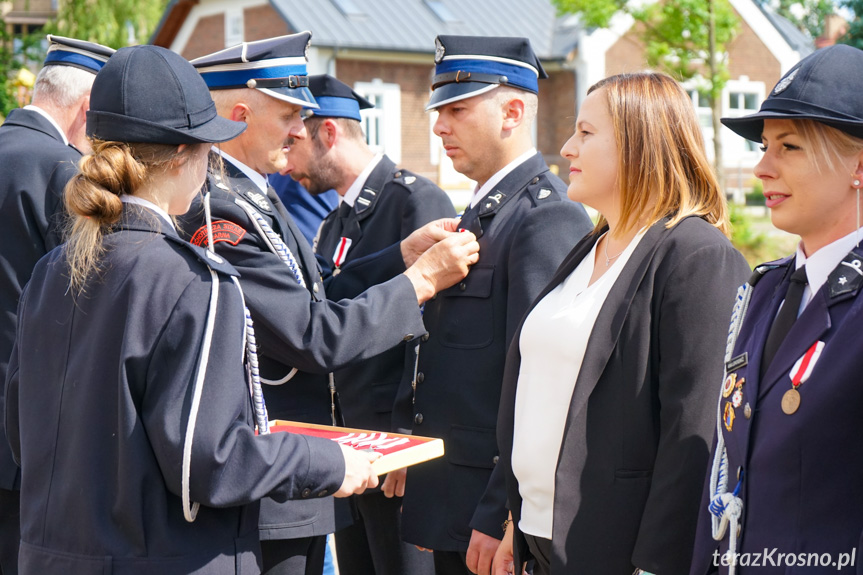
[690,45,863,575]
[3,45,379,575]
[490,72,750,575]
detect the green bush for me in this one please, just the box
[745,179,764,205]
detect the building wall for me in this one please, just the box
[181,13,225,60]
[538,69,577,180]
[605,27,648,76]
[244,4,289,41]
[10,0,53,12]
[727,17,782,88]
[334,58,437,181]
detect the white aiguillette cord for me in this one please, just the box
[181,192,271,523]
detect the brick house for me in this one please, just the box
[1,0,56,38]
[151,0,811,194]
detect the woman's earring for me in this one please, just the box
[854,179,861,188]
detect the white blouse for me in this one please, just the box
[511,230,645,539]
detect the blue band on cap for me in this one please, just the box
[44,50,106,73]
[200,63,308,88]
[434,59,538,93]
[309,96,362,121]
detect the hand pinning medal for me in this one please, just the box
[781,341,824,415]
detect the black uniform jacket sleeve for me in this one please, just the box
[180,186,427,376]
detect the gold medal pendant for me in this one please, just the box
[781,388,801,415]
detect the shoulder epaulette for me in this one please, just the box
[525,173,562,203]
[164,234,240,277]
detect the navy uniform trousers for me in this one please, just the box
[179,157,428,575]
[392,152,593,573]
[4,206,346,575]
[0,108,82,575]
[314,155,454,575]
[691,246,863,575]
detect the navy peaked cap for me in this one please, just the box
[426,35,547,110]
[192,32,318,108]
[305,74,373,121]
[723,44,863,141]
[43,35,115,74]
[87,45,246,145]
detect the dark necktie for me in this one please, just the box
[760,266,808,377]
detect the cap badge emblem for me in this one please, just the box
[773,68,799,95]
[435,37,445,64]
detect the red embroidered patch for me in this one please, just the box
[190,220,247,247]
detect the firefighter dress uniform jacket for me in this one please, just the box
[179,158,427,541]
[393,152,593,550]
[691,247,863,575]
[315,155,456,430]
[4,205,346,575]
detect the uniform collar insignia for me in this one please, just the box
[478,190,507,216]
[245,189,272,212]
[355,187,378,214]
[828,247,863,298]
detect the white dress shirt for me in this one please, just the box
[24,104,69,145]
[342,153,384,207]
[121,195,175,231]
[512,230,646,538]
[212,147,268,194]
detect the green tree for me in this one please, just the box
[0,26,50,117]
[553,0,739,185]
[48,0,170,49]
[840,0,863,48]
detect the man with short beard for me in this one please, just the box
[283,74,454,575]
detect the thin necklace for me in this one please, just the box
[604,235,624,267]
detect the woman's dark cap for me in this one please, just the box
[86,45,246,145]
[723,45,863,142]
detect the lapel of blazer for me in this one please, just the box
[498,229,599,454]
[565,220,670,423]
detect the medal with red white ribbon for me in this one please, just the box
[332,237,352,269]
[781,340,824,415]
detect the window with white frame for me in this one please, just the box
[723,79,765,160]
[225,7,243,48]
[687,88,713,129]
[354,79,401,164]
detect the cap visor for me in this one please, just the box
[258,86,319,109]
[187,114,247,144]
[722,110,863,142]
[87,111,247,145]
[426,82,499,110]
